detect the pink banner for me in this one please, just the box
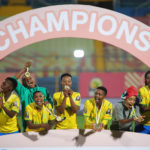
[80,72,145,98]
[0,5,150,67]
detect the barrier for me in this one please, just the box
[0,129,150,149]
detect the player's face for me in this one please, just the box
[94,89,106,105]
[125,96,136,109]
[25,76,36,88]
[146,73,150,87]
[33,92,44,106]
[61,76,72,89]
[1,79,13,92]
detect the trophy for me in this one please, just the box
[25,67,30,77]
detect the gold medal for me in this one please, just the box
[64,85,70,90]
[25,67,30,77]
[56,116,62,122]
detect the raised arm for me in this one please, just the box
[15,61,32,79]
[55,91,67,114]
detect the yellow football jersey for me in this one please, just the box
[0,92,20,133]
[83,98,112,129]
[53,91,81,129]
[25,102,55,132]
[139,85,150,125]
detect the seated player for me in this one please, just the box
[25,91,55,132]
[53,73,81,129]
[0,77,20,136]
[113,86,144,132]
[83,86,113,131]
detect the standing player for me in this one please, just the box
[12,61,53,131]
[83,86,112,131]
[0,77,20,136]
[53,73,81,129]
[136,71,150,134]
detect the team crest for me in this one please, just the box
[13,101,18,106]
[106,108,111,114]
[76,96,80,101]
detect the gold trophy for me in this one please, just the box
[25,67,30,77]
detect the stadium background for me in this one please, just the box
[0,0,150,129]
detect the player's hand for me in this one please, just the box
[92,123,97,131]
[63,89,69,97]
[48,121,54,129]
[24,61,32,69]
[68,89,73,97]
[137,115,145,122]
[41,123,50,130]
[133,117,143,123]
[92,123,104,132]
[96,123,104,132]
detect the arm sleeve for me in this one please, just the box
[84,116,94,127]
[83,100,94,127]
[136,106,141,117]
[11,96,20,113]
[12,76,26,101]
[53,93,61,109]
[24,106,33,121]
[102,103,113,128]
[74,93,81,107]
[113,103,124,121]
[138,89,146,106]
[46,104,56,121]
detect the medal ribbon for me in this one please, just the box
[132,106,138,119]
[95,101,103,125]
[131,106,138,132]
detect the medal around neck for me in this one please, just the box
[95,101,103,129]
[64,85,70,90]
[44,106,63,122]
[25,67,30,77]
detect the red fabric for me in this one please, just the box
[79,72,144,98]
[126,86,137,99]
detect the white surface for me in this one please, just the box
[0,129,150,148]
